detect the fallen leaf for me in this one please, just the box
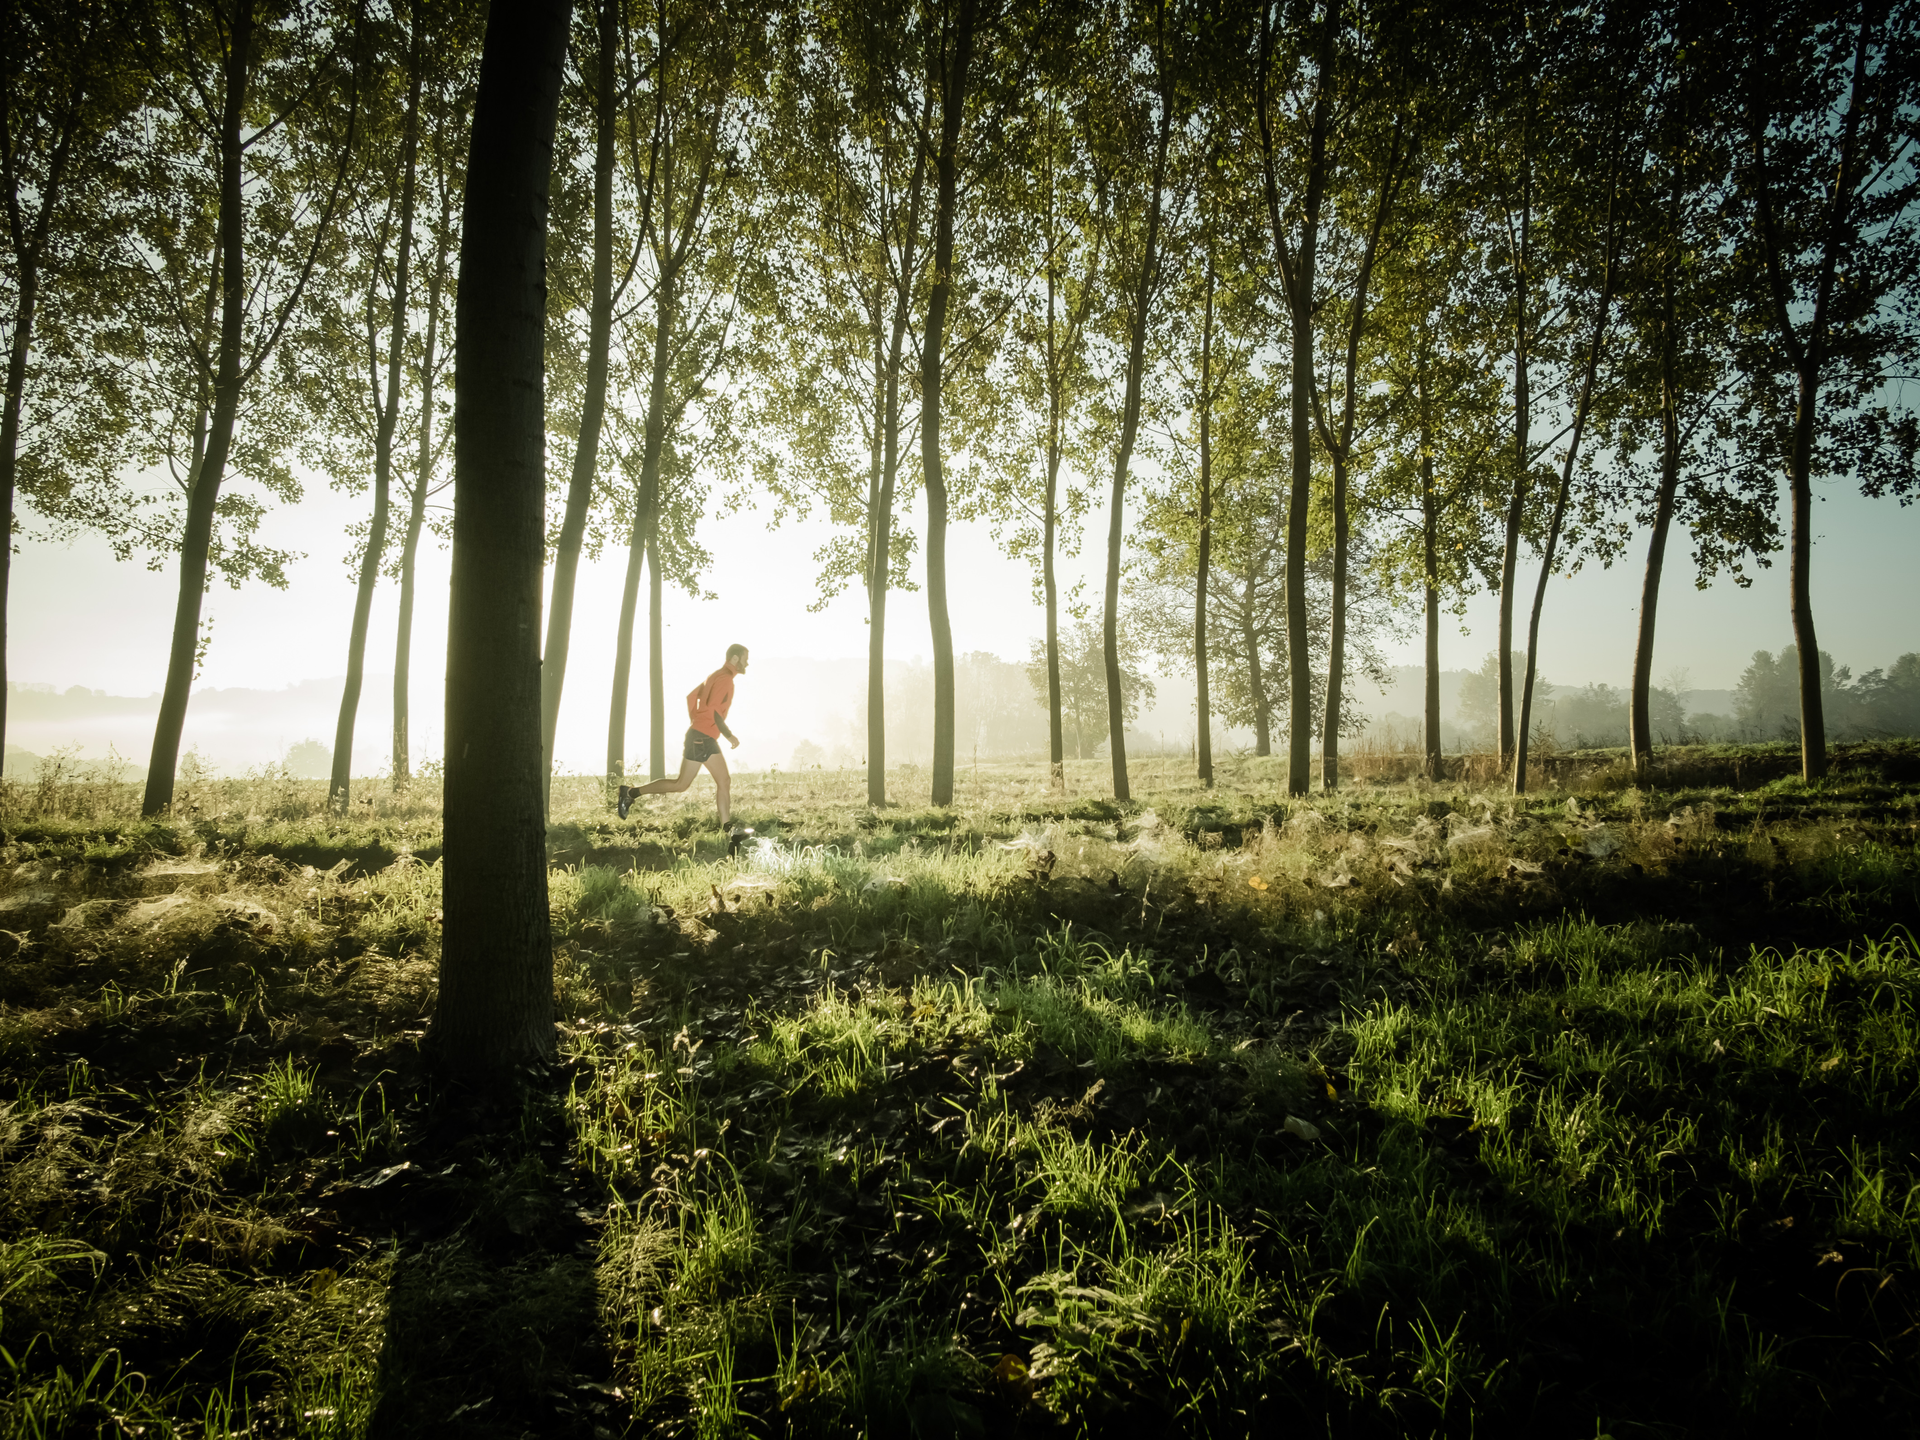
[1246,876,1269,891]
[1282,1115,1320,1142]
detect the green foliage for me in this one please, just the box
[0,752,1917,1432]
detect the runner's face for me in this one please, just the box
[731,652,749,674]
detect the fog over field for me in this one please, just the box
[12,475,1918,780]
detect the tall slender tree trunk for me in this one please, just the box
[1194,257,1214,789]
[867,126,931,808]
[145,0,255,817]
[647,528,664,780]
[1102,51,1173,804]
[0,102,76,766]
[393,203,448,789]
[1321,454,1347,791]
[1258,5,1332,798]
[1496,77,1534,781]
[1420,452,1441,778]
[1746,8,1873,783]
[541,0,619,810]
[1786,376,1826,772]
[393,476,426,786]
[433,0,572,1071]
[864,336,889,799]
[1516,151,1622,794]
[920,0,976,809]
[1631,169,1683,776]
[1043,443,1065,790]
[1313,128,1400,794]
[608,266,678,788]
[330,34,423,811]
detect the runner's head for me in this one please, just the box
[726,643,749,674]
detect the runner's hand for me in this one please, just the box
[728,734,740,749]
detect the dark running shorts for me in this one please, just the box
[683,727,722,764]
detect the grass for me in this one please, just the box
[0,745,1917,1435]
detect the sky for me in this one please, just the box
[10,452,1919,775]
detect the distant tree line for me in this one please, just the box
[4,0,1918,830]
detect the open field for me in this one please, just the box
[1,744,1917,1436]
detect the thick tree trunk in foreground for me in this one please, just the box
[145,0,255,817]
[331,36,423,811]
[541,0,619,810]
[920,0,976,809]
[433,0,572,1071]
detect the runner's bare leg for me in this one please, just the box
[629,760,702,797]
[704,750,731,825]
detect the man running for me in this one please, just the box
[618,644,749,827]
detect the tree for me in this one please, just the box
[746,0,935,806]
[0,0,142,761]
[1612,11,1774,778]
[130,0,363,817]
[918,0,980,808]
[1092,0,1180,803]
[432,0,573,1070]
[1025,618,1152,759]
[1302,7,1419,791]
[389,48,469,787]
[985,75,1106,792]
[287,0,458,810]
[1365,164,1506,777]
[541,0,628,809]
[604,0,755,789]
[1511,9,1643,794]
[1255,0,1334,797]
[1731,0,1920,780]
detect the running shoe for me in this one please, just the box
[617,785,635,820]
[726,825,756,857]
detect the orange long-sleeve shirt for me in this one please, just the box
[687,666,735,739]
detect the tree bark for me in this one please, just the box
[1496,64,1534,782]
[1515,194,1620,794]
[1421,453,1440,777]
[920,0,977,809]
[541,0,619,810]
[393,180,450,790]
[432,0,572,1071]
[607,262,678,789]
[1745,12,1873,781]
[144,0,256,817]
[1631,160,1683,776]
[1194,254,1214,789]
[1102,31,1174,804]
[1257,2,1333,798]
[0,87,78,767]
[866,110,932,808]
[393,470,426,786]
[647,527,664,780]
[330,27,423,811]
